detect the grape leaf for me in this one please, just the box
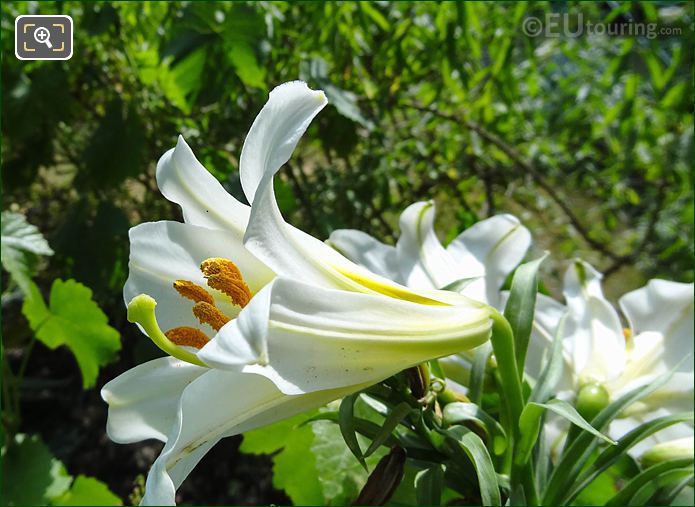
[1,211,53,294]
[21,279,121,388]
[53,476,122,506]
[240,400,386,505]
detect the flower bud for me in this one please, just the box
[405,364,431,400]
[353,446,406,505]
[641,437,694,468]
[576,382,610,421]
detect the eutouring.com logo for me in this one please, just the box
[522,13,682,40]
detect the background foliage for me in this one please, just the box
[2,1,693,504]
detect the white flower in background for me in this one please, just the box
[529,259,694,455]
[101,82,492,505]
[328,200,531,308]
[329,200,531,388]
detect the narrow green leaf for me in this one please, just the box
[415,465,444,505]
[441,277,481,293]
[517,399,615,466]
[440,426,501,506]
[605,459,694,506]
[339,394,367,470]
[442,402,507,455]
[529,313,567,404]
[364,402,412,458]
[468,342,491,405]
[503,254,547,377]
[629,467,694,506]
[543,369,679,505]
[566,412,694,504]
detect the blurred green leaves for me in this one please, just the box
[1,434,72,506]
[1,434,121,506]
[22,279,121,388]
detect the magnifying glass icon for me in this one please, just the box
[33,26,52,48]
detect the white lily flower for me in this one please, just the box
[102,81,492,505]
[329,200,531,308]
[329,200,531,388]
[530,259,694,456]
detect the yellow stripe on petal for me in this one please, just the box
[334,266,447,306]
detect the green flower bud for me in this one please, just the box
[641,437,694,468]
[576,382,610,421]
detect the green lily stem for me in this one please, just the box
[489,309,539,506]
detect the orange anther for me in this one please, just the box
[200,258,252,308]
[192,301,231,331]
[165,326,210,349]
[173,280,215,305]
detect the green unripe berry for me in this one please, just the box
[576,382,610,421]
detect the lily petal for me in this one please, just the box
[396,201,471,290]
[447,214,532,306]
[619,279,694,371]
[238,82,465,302]
[199,277,491,395]
[125,221,274,332]
[140,369,368,505]
[525,293,573,389]
[240,81,356,289]
[564,295,626,383]
[101,357,207,443]
[562,259,608,315]
[156,136,250,237]
[327,229,401,283]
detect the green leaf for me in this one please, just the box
[442,402,507,455]
[241,404,385,505]
[543,369,680,505]
[227,41,266,89]
[468,342,492,405]
[21,279,121,388]
[415,465,444,505]
[566,412,694,504]
[240,411,324,505]
[605,459,694,506]
[364,402,412,458]
[503,254,547,376]
[529,313,567,404]
[441,426,501,506]
[1,434,72,506]
[1,211,53,294]
[53,476,122,506]
[517,399,615,466]
[339,394,367,470]
[311,414,387,504]
[272,419,325,505]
